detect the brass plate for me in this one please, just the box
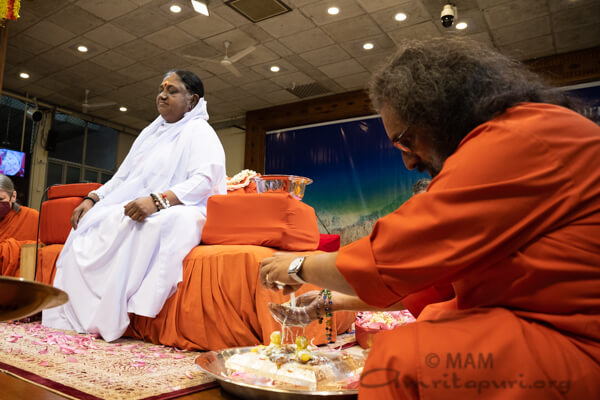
[0,276,68,322]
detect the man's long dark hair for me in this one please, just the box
[369,38,575,159]
[165,69,204,98]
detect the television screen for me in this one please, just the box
[0,148,26,177]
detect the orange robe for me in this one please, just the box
[0,206,39,277]
[337,104,600,399]
[0,206,38,241]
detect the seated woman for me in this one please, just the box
[42,69,227,342]
[0,173,39,242]
[1,173,40,276]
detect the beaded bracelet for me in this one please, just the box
[149,193,161,212]
[317,289,333,342]
[160,192,171,208]
[152,192,166,209]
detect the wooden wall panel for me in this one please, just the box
[525,46,600,87]
[245,46,600,173]
[245,89,372,172]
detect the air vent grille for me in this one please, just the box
[224,0,291,23]
[286,82,332,99]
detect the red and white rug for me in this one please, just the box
[0,321,216,400]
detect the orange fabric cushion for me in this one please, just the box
[201,193,320,251]
[40,183,102,245]
[40,197,82,245]
[47,183,101,199]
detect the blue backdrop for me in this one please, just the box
[266,116,427,245]
[266,85,599,246]
[565,82,600,126]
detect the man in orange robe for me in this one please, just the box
[1,174,39,276]
[259,38,599,399]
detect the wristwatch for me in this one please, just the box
[288,256,307,284]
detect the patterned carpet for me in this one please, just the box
[0,321,216,400]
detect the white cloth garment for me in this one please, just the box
[43,99,226,341]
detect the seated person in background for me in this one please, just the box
[260,38,600,399]
[0,173,39,242]
[43,69,227,342]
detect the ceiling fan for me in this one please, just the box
[183,40,256,77]
[82,89,116,113]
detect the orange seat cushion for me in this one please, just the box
[40,183,102,245]
[47,183,101,199]
[40,197,82,245]
[201,193,320,251]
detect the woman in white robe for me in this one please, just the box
[43,70,227,341]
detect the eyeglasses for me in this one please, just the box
[391,123,412,153]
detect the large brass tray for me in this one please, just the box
[195,347,359,400]
[0,276,68,322]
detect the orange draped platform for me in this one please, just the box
[36,244,355,351]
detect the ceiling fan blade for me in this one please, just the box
[228,46,256,63]
[84,101,117,109]
[183,54,222,64]
[223,63,242,77]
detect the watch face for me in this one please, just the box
[289,257,303,273]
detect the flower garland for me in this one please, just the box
[0,0,20,24]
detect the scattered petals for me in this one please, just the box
[1,321,208,396]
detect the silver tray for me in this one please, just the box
[195,347,359,400]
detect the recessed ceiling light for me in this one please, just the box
[19,72,30,79]
[77,45,88,53]
[327,7,340,15]
[170,4,182,13]
[270,66,280,72]
[119,106,128,112]
[394,13,407,21]
[456,22,468,30]
[363,43,374,50]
